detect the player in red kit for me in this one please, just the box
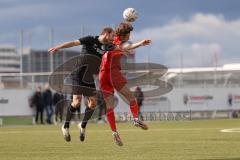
[99,22,151,146]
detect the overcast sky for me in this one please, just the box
[1,0,240,67]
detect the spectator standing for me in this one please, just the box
[134,86,144,120]
[43,84,53,124]
[30,86,44,124]
[53,92,64,124]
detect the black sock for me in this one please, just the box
[81,107,95,129]
[64,104,77,128]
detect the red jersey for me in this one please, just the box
[99,36,128,94]
[100,36,124,72]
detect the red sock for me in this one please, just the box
[106,108,117,132]
[130,100,139,119]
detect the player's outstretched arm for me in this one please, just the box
[122,39,151,52]
[48,40,81,54]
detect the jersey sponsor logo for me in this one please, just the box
[93,44,105,55]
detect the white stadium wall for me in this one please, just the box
[0,89,34,116]
[0,87,240,116]
[115,87,240,113]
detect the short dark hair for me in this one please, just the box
[101,27,114,35]
[115,22,133,36]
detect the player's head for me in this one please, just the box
[99,27,115,44]
[115,22,133,42]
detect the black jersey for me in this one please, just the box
[79,36,114,58]
[67,36,114,96]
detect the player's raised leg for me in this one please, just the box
[118,85,148,130]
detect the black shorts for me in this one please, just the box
[69,54,101,97]
[70,66,96,96]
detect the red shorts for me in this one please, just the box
[99,69,127,98]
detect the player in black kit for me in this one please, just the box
[48,27,115,142]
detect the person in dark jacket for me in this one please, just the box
[53,92,64,123]
[43,84,53,124]
[31,86,44,124]
[134,86,144,120]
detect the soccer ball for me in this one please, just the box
[123,8,138,22]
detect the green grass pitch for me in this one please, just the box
[0,119,240,160]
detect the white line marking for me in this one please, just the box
[220,128,240,133]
